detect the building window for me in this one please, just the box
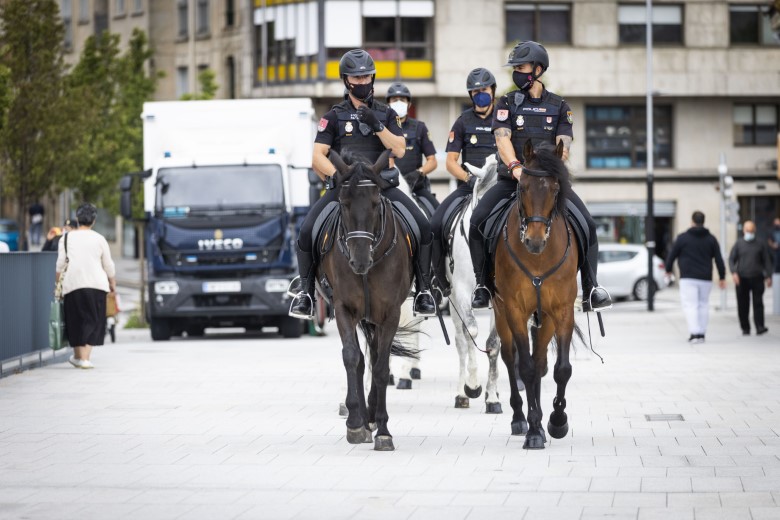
[79,0,89,22]
[61,0,73,48]
[176,66,189,98]
[504,3,571,44]
[197,0,210,35]
[226,0,234,27]
[178,0,188,38]
[363,16,433,67]
[734,104,779,146]
[585,105,673,169]
[133,0,143,14]
[226,56,236,99]
[729,5,780,45]
[115,0,124,15]
[618,4,683,44]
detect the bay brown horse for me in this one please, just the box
[320,150,418,452]
[493,140,580,450]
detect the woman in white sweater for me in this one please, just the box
[56,204,117,369]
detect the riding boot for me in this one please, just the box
[289,244,316,320]
[468,227,492,309]
[581,241,612,312]
[413,238,437,317]
[431,237,451,298]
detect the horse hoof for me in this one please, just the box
[454,396,470,408]
[387,375,395,386]
[523,431,546,450]
[511,420,529,435]
[485,402,503,414]
[396,378,412,390]
[547,419,569,440]
[361,428,374,443]
[374,435,395,451]
[464,384,483,399]
[338,403,348,417]
[410,368,421,380]
[347,427,369,444]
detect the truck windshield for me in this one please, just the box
[156,165,284,212]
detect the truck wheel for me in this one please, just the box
[279,316,303,338]
[150,318,172,341]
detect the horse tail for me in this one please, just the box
[357,320,423,359]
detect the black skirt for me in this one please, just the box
[64,288,107,346]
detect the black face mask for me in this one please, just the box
[346,80,374,102]
[513,70,536,91]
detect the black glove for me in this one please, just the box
[467,174,477,189]
[356,106,384,133]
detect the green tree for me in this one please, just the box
[0,0,75,247]
[181,68,218,100]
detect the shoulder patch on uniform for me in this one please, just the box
[317,117,328,132]
[566,111,573,124]
[448,131,455,143]
[427,131,432,141]
[496,109,508,122]
[396,116,402,128]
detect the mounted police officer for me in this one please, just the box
[469,41,612,312]
[289,49,437,319]
[430,67,498,297]
[386,82,439,216]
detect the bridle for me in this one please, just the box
[516,166,559,243]
[338,180,397,265]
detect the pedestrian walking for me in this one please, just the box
[769,217,780,315]
[729,220,773,335]
[55,204,116,369]
[665,211,726,343]
[28,202,44,246]
[42,219,73,252]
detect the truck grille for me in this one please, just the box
[193,294,252,308]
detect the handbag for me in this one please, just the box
[49,299,69,350]
[54,234,69,301]
[106,292,119,317]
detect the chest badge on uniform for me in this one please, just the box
[470,134,478,145]
[345,121,354,133]
[546,116,552,124]
[516,115,524,127]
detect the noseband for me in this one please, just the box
[340,180,387,256]
[517,166,558,241]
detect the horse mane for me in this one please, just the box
[530,143,572,217]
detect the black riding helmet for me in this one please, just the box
[506,40,549,73]
[339,49,376,77]
[466,67,496,91]
[386,82,411,102]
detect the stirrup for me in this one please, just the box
[286,276,301,297]
[413,290,437,318]
[583,286,612,312]
[288,292,314,320]
[471,285,492,309]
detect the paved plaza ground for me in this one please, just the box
[1,287,779,520]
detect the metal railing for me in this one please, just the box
[0,252,64,377]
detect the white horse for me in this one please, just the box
[444,156,503,412]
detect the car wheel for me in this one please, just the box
[632,277,658,301]
[150,318,172,341]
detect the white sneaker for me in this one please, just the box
[68,355,81,368]
[79,359,94,369]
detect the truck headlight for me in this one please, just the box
[154,281,179,295]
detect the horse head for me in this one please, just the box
[331,149,392,275]
[517,140,570,254]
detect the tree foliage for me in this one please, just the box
[181,68,218,100]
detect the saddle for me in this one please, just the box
[486,195,587,271]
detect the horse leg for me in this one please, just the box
[484,316,502,414]
[548,314,574,440]
[371,322,398,451]
[496,312,527,434]
[336,316,371,445]
[519,319,554,450]
[464,313,483,399]
[395,298,415,389]
[354,346,374,443]
[453,317,471,408]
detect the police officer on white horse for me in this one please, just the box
[469,41,612,312]
[289,49,437,319]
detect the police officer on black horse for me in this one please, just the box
[289,49,437,319]
[469,41,612,312]
[430,67,498,297]
[386,82,439,217]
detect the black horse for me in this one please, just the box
[321,150,419,451]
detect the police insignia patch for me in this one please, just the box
[496,109,509,121]
[396,116,402,128]
[566,111,573,124]
[345,121,353,133]
[516,115,524,127]
[448,131,455,143]
[317,117,328,132]
[546,116,552,124]
[470,134,477,145]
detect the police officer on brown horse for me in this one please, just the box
[289,49,437,319]
[469,41,612,312]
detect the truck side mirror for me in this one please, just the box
[120,175,133,220]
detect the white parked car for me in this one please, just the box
[596,244,670,301]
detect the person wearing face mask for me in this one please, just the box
[467,41,611,312]
[769,217,780,315]
[729,220,773,335]
[288,49,437,319]
[385,82,439,216]
[429,68,498,297]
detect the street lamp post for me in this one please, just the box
[646,0,655,312]
[718,154,733,310]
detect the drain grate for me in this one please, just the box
[645,414,685,422]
